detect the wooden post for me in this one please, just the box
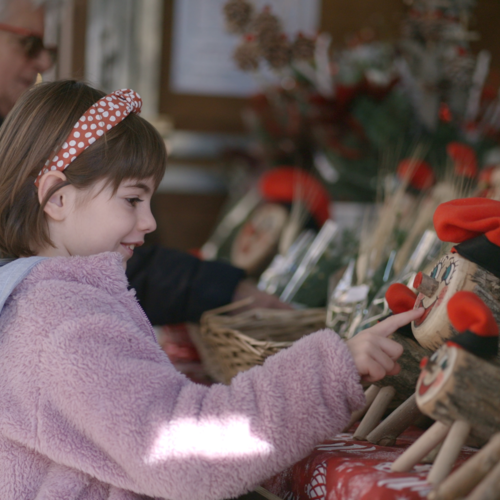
[343,385,380,432]
[467,461,500,500]
[366,393,422,446]
[391,421,450,472]
[427,420,471,485]
[429,433,500,500]
[353,386,396,441]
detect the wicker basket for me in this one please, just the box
[190,299,326,384]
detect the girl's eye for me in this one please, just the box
[126,198,143,206]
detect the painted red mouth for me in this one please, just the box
[417,369,444,397]
[413,286,448,327]
[414,294,436,327]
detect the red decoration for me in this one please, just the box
[259,166,331,226]
[397,159,435,190]
[433,197,500,246]
[447,291,499,337]
[446,142,478,178]
[439,103,452,123]
[385,283,417,313]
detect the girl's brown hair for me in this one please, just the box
[0,80,167,257]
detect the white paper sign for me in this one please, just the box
[170,0,321,97]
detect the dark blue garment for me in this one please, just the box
[127,245,245,325]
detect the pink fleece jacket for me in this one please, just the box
[0,252,365,500]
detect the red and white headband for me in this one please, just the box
[35,88,142,186]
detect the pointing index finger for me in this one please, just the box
[371,308,425,337]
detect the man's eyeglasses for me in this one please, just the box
[0,23,57,63]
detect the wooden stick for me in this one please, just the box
[254,486,285,500]
[391,421,450,472]
[429,434,500,500]
[353,386,396,441]
[467,461,500,500]
[343,385,381,432]
[366,393,422,446]
[427,420,471,485]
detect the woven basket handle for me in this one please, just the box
[201,297,255,319]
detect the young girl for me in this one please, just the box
[0,80,423,500]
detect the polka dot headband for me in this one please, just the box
[35,88,142,186]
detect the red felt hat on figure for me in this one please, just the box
[447,291,499,359]
[259,166,331,228]
[433,197,500,278]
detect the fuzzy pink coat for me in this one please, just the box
[0,253,365,500]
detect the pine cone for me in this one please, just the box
[261,34,291,70]
[223,0,254,34]
[233,36,260,72]
[251,6,282,48]
[291,33,316,61]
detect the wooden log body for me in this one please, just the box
[411,252,500,351]
[416,343,500,444]
[375,332,433,401]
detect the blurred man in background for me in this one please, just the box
[0,0,53,121]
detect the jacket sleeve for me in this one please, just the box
[126,245,246,324]
[36,312,365,500]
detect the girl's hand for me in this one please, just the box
[346,308,424,383]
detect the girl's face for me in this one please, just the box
[41,177,156,267]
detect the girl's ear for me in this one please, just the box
[37,171,71,221]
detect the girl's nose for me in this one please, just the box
[139,205,157,234]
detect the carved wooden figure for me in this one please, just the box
[391,291,500,487]
[411,257,500,350]
[360,198,500,444]
[411,198,500,350]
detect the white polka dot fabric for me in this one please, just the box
[35,88,142,186]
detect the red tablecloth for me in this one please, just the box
[262,427,477,500]
[156,324,478,500]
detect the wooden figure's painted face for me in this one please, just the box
[416,343,457,408]
[412,252,477,350]
[414,254,459,327]
[231,203,288,275]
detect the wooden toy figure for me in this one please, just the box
[230,167,331,276]
[350,198,500,443]
[411,198,500,351]
[391,291,500,487]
